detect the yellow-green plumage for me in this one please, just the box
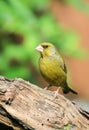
[40,55,66,86]
[36,42,77,94]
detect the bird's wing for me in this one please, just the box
[60,62,67,73]
[63,63,67,73]
[57,55,67,73]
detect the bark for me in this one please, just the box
[0,76,89,130]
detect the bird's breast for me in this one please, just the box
[39,56,66,86]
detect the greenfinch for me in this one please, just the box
[36,42,77,96]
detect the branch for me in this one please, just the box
[0,76,89,130]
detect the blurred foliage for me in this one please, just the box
[0,0,87,82]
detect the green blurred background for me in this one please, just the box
[0,0,89,109]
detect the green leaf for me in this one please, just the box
[39,14,62,43]
[4,66,30,79]
[57,30,87,58]
[28,0,51,10]
[4,44,28,61]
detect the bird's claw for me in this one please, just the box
[54,88,60,98]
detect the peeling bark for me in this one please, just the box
[0,76,89,130]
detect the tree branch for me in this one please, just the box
[0,76,89,130]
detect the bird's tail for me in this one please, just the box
[62,83,78,95]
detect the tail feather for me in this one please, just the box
[62,83,78,95]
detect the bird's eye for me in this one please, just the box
[44,45,48,48]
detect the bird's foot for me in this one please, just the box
[44,86,48,90]
[44,85,52,90]
[54,88,60,98]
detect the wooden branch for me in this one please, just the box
[0,76,89,130]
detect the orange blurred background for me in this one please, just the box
[51,0,89,99]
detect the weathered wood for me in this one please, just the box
[0,76,89,130]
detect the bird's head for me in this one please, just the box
[36,42,58,57]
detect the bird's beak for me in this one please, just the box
[35,45,43,53]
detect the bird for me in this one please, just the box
[35,42,77,97]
